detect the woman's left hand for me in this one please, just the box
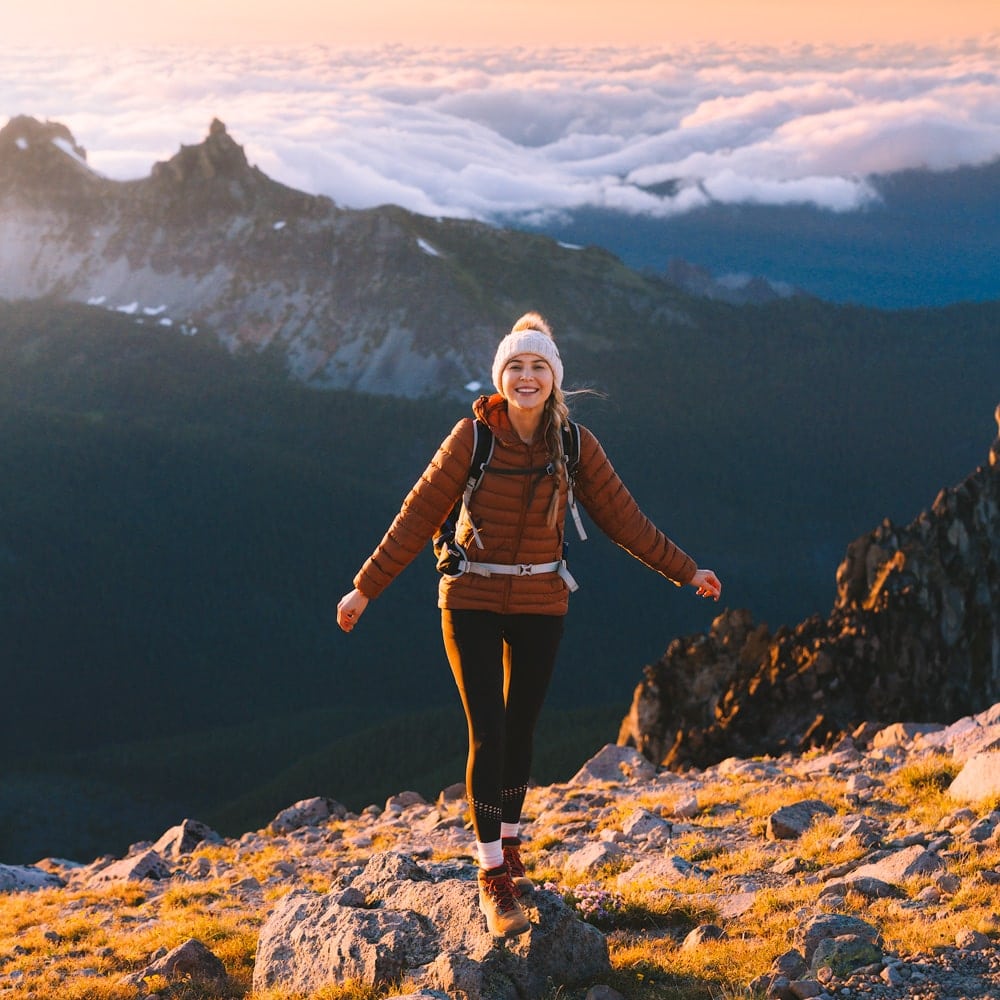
[690,568,722,601]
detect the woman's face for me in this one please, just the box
[501,352,554,415]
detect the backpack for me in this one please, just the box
[433,418,587,578]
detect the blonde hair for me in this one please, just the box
[510,312,572,528]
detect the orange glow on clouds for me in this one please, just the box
[4,0,998,48]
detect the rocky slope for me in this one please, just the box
[1,706,998,1000]
[618,405,1000,772]
[0,115,698,398]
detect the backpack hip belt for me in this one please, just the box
[458,558,579,592]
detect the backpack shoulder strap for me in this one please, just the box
[561,420,581,474]
[466,419,495,494]
[561,420,587,541]
[460,419,495,549]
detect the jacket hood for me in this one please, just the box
[472,393,521,446]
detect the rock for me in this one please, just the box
[766,800,836,840]
[620,808,671,840]
[810,934,883,976]
[585,987,625,1000]
[386,791,428,812]
[820,876,905,900]
[788,981,823,999]
[673,795,700,818]
[120,938,228,989]
[269,796,347,833]
[770,950,808,980]
[619,419,1000,771]
[964,814,1000,842]
[830,816,884,850]
[919,704,1000,760]
[872,722,945,748]
[88,849,172,884]
[616,853,710,890]
[846,845,946,884]
[682,924,727,950]
[948,751,1000,802]
[253,852,609,999]
[151,818,223,860]
[955,928,992,950]
[0,864,64,892]
[570,744,657,784]
[794,913,881,965]
[564,842,625,877]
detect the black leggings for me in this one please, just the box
[441,609,564,844]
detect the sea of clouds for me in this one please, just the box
[2,39,998,223]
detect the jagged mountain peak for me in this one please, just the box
[620,405,1000,770]
[0,114,97,195]
[0,116,675,395]
[0,114,88,159]
[150,117,253,187]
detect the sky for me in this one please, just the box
[4,1,999,48]
[1,3,999,225]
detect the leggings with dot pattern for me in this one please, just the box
[441,609,564,844]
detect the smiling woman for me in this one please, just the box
[4,0,997,47]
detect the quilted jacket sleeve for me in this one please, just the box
[353,419,474,600]
[574,425,697,586]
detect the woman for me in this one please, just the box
[337,312,721,938]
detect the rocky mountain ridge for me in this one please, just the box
[0,114,705,398]
[619,406,1000,772]
[2,706,999,999]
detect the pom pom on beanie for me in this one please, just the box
[492,328,563,391]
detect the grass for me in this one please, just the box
[3,751,999,1000]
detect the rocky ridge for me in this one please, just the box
[619,407,1000,772]
[2,705,999,1000]
[0,115,691,398]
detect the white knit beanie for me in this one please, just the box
[491,328,563,392]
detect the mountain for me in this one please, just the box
[518,159,1000,309]
[620,412,1000,768]
[1,114,702,398]
[2,116,999,862]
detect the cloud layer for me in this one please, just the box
[2,39,998,222]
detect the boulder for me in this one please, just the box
[766,800,836,840]
[570,745,657,785]
[872,722,945,748]
[0,864,64,892]
[120,938,228,989]
[794,913,881,965]
[846,845,945,885]
[269,796,348,834]
[152,818,223,859]
[810,934,883,976]
[616,853,710,890]
[253,852,609,999]
[88,849,172,884]
[564,841,626,878]
[948,751,1000,802]
[620,808,671,840]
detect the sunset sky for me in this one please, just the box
[2,3,998,228]
[5,0,998,47]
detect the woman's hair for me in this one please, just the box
[510,312,575,528]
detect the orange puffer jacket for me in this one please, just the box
[354,394,697,615]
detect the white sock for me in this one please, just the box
[500,822,520,841]
[476,839,504,870]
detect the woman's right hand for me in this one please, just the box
[337,588,369,633]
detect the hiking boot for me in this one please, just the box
[502,837,534,897]
[478,864,530,938]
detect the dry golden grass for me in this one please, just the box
[3,754,997,1000]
